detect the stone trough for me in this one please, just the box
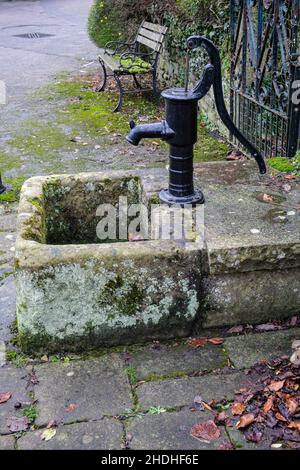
[15,162,300,353]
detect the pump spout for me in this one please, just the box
[126,120,175,146]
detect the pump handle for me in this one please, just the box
[187,36,267,175]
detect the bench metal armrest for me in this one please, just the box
[104,41,136,56]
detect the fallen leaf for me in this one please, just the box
[236,413,255,429]
[263,396,274,413]
[208,338,224,345]
[66,403,78,413]
[214,411,229,425]
[285,397,298,416]
[282,184,292,192]
[231,402,246,416]
[0,392,12,404]
[291,340,300,350]
[244,426,263,443]
[288,422,300,432]
[191,420,221,441]
[262,193,274,203]
[188,338,208,348]
[41,428,57,441]
[192,395,205,411]
[265,411,278,428]
[271,443,283,449]
[6,416,29,432]
[46,419,58,429]
[284,174,296,180]
[255,323,278,332]
[227,325,244,334]
[290,350,300,366]
[218,440,234,450]
[203,402,213,412]
[275,412,288,422]
[268,380,285,392]
[289,316,299,326]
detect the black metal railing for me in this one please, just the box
[230,0,300,159]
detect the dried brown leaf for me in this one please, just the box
[0,392,12,404]
[288,422,300,432]
[231,402,246,416]
[188,338,208,348]
[191,420,221,441]
[262,193,274,203]
[268,380,285,392]
[66,403,78,413]
[263,396,274,414]
[236,413,255,429]
[285,397,298,416]
[227,325,244,334]
[218,440,234,450]
[208,337,224,345]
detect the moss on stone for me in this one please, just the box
[268,157,294,173]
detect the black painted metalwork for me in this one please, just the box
[0,173,5,194]
[230,0,300,158]
[126,36,266,206]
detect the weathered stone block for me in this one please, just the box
[15,171,202,352]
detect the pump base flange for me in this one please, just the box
[159,188,205,206]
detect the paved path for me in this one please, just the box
[1,327,299,449]
[0,0,97,101]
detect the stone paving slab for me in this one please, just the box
[0,275,16,342]
[127,342,226,381]
[0,367,30,435]
[0,211,17,233]
[0,231,16,265]
[0,434,15,450]
[136,371,252,410]
[18,419,123,450]
[34,356,132,426]
[195,162,300,274]
[224,327,300,369]
[128,409,228,450]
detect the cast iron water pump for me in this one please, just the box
[126,36,267,205]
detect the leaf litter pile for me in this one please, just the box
[232,357,300,448]
[190,356,300,449]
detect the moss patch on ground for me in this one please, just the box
[0,73,229,186]
[194,125,229,162]
[268,157,295,173]
[0,177,26,203]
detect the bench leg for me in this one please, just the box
[152,71,160,103]
[95,58,107,92]
[113,73,124,113]
[132,73,142,89]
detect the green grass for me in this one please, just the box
[22,405,38,423]
[268,157,295,173]
[126,366,138,385]
[5,350,28,368]
[0,177,26,203]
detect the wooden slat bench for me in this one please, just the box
[97,21,168,112]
